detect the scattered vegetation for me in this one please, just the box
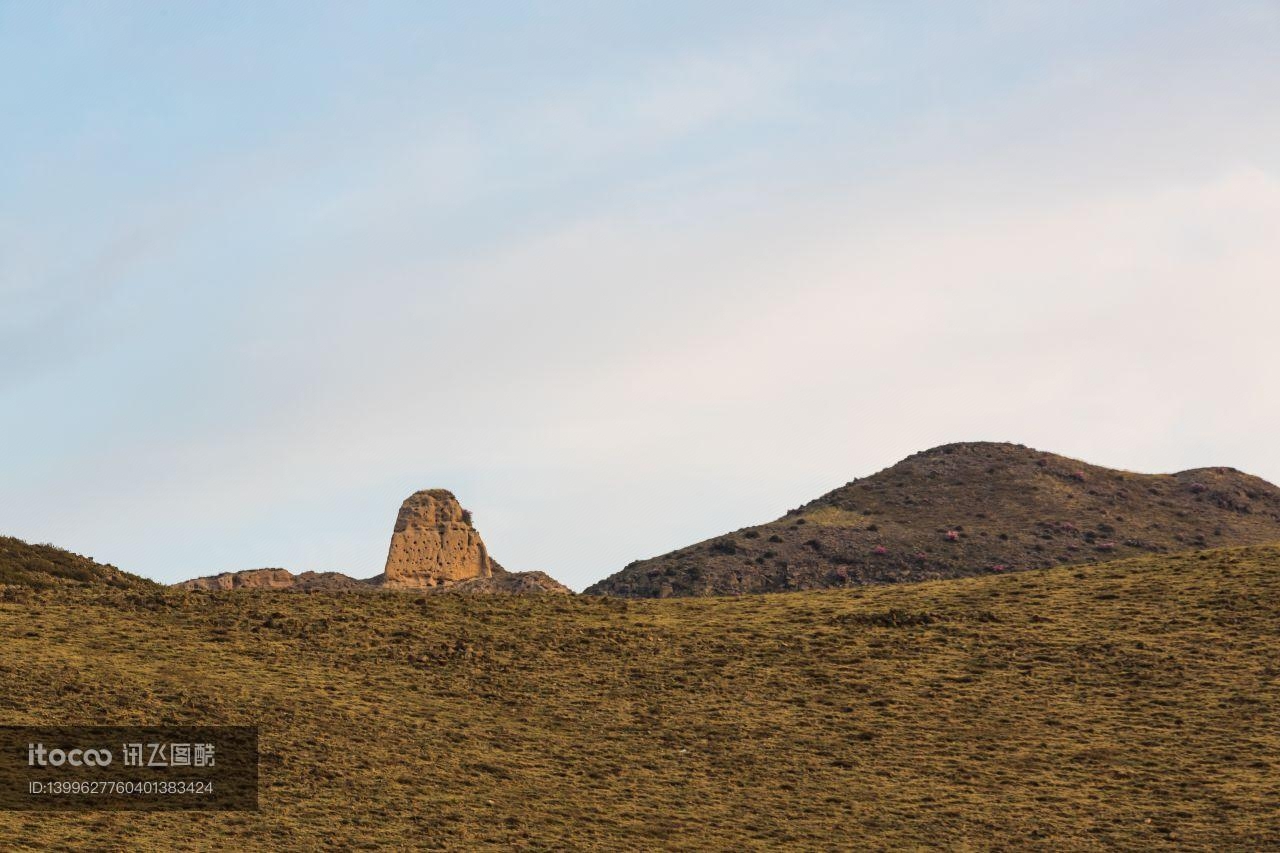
[587,442,1280,597]
[0,537,158,591]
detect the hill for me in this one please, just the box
[0,545,1276,849]
[0,536,158,592]
[586,441,1280,597]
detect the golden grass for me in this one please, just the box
[1,545,1278,850]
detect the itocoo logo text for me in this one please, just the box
[27,743,112,767]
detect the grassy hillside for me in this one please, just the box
[1,545,1277,850]
[588,442,1280,596]
[0,536,159,592]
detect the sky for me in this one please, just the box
[2,2,1278,591]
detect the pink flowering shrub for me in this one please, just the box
[1071,470,1086,481]
[1096,541,1116,551]
[1189,483,1208,494]
[872,545,887,555]
[990,564,1008,573]
[945,530,960,542]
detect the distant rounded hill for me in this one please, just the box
[0,536,159,591]
[585,442,1280,597]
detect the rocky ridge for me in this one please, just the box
[175,569,368,592]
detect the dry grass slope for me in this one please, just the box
[588,442,1280,596]
[0,544,1277,850]
[0,537,159,592]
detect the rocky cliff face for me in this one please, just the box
[172,489,571,594]
[177,568,296,591]
[380,490,497,588]
[174,569,369,592]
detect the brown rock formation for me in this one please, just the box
[171,489,574,594]
[175,568,363,591]
[379,489,496,588]
[174,568,291,591]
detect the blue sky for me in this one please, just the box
[2,2,1278,589]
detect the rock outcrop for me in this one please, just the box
[171,488,573,594]
[379,490,497,588]
[176,568,296,591]
[175,568,369,592]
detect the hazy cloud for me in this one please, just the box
[2,3,1277,589]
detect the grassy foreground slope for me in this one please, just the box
[1,546,1278,850]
